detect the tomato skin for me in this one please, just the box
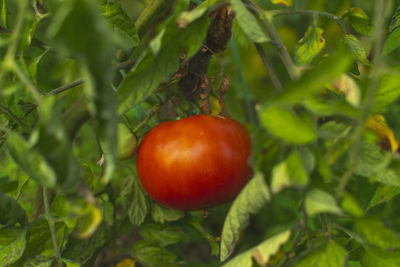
[136,115,252,211]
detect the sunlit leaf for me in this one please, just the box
[271,0,292,6]
[383,27,400,55]
[305,189,342,216]
[224,230,291,267]
[115,258,135,267]
[341,193,363,217]
[0,228,27,266]
[230,0,269,43]
[368,185,400,209]
[74,203,103,239]
[356,217,400,249]
[361,247,400,267]
[373,70,400,113]
[296,239,347,267]
[366,114,399,152]
[220,172,270,261]
[294,25,325,65]
[139,222,184,247]
[271,150,309,193]
[258,106,317,144]
[331,74,361,107]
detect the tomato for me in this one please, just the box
[136,114,252,211]
[118,123,138,160]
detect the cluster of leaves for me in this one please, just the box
[1,0,400,266]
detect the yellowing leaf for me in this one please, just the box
[366,115,399,152]
[331,74,361,107]
[294,26,325,65]
[75,203,103,239]
[115,258,135,267]
[271,0,292,7]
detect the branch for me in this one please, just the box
[46,79,84,96]
[43,187,62,267]
[254,43,282,91]
[0,103,27,130]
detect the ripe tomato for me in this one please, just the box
[136,114,252,211]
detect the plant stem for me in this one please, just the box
[254,43,282,91]
[0,103,27,130]
[336,0,389,198]
[46,79,84,96]
[43,188,62,267]
[230,39,258,128]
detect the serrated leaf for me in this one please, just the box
[139,222,184,247]
[133,240,179,267]
[270,51,352,104]
[294,26,325,65]
[101,1,139,47]
[6,133,56,188]
[368,184,400,209]
[361,247,400,267]
[258,106,317,144]
[305,189,342,216]
[224,230,290,267]
[0,228,27,267]
[120,177,150,226]
[118,14,209,111]
[230,0,269,43]
[220,172,270,261]
[344,34,370,65]
[344,7,373,35]
[296,239,347,267]
[356,217,400,249]
[373,70,400,113]
[63,224,106,264]
[271,0,292,6]
[271,151,309,193]
[151,203,184,224]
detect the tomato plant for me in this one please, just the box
[136,114,252,211]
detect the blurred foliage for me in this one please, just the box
[1,0,400,266]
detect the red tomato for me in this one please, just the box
[136,114,252,211]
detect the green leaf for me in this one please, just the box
[368,185,400,209]
[151,203,184,224]
[389,7,400,33]
[294,25,325,65]
[383,26,400,55]
[296,239,347,267]
[101,1,139,47]
[230,0,269,43]
[361,247,400,267]
[373,70,400,113]
[220,172,270,261]
[139,222,184,247]
[118,14,210,111]
[305,189,342,216]
[271,150,309,193]
[120,177,150,226]
[62,224,106,264]
[343,7,373,35]
[270,51,352,104]
[133,240,179,267]
[0,228,27,266]
[48,0,119,184]
[1,0,8,28]
[6,133,56,188]
[258,106,317,144]
[0,190,26,227]
[344,34,370,66]
[355,217,400,249]
[224,230,291,267]
[341,193,363,217]
[34,98,81,193]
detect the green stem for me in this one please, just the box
[336,0,389,198]
[43,188,62,267]
[230,39,257,127]
[254,43,282,91]
[0,103,27,130]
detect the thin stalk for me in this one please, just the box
[46,79,84,96]
[254,43,282,91]
[336,0,389,198]
[230,39,257,128]
[0,103,27,130]
[43,188,62,267]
